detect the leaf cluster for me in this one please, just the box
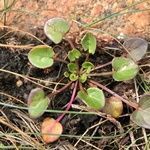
[26,18,149,143]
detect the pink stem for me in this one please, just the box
[89,80,139,109]
[56,81,78,122]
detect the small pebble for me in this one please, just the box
[16,80,23,87]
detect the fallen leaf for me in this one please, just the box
[131,94,150,129]
[103,96,123,118]
[123,37,148,61]
[41,118,63,143]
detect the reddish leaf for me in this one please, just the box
[41,118,63,143]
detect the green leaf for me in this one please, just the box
[68,49,81,62]
[131,94,150,129]
[69,73,78,81]
[79,73,88,83]
[67,63,78,73]
[81,33,96,54]
[64,71,70,77]
[0,143,5,148]
[28,45,54,69]
[28,88,49,118]
[44,17,70,44]
[77,87,105,110]
[82,61,94,73]
[123,38,148,61]
[112,57,139,81]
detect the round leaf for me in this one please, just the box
[81,33,96,54]
[82,61,94,73]
[131,94,150,129]
[28,45,54,69]
[64,71,70,77]
[41,118,63,143]
[82,61,94,70]
[112,57,139,81]
[68,49,81,62]
[67,63,78,73]
[123,37,148,61]
[77,87,105,110]
[44,17,70,44]
[69,73,78,81]
[28,88,49,118]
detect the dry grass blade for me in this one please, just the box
[28,76,66,86]
[0,115,44,149]
[0,25,47,45]
[74,119,107,147]
[0,68,53,90]
[80,139,102,150]
[0,43,33,49]
[72,104,124,133]
[0,92,25,104]
[12,109,43,141]
[134,79,149,149]
[0,134,19,150]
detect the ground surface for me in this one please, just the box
[0,0,150,39]
[0,0,150,150]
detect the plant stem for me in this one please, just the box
[65,38,75,49]
[46,81,78,134]
[48,81,73,98]
[89,71,112,77]
[3,0,7,26]
[56,81,78,122]
[85,53,90,61]
[89,80,139,109]
[79,82,83,91]
[54,57,68,64]
[0,68,53,90]
[91,61,112,72]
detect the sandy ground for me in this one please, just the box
[0,0,150,39]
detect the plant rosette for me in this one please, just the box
[26,17,150,143]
